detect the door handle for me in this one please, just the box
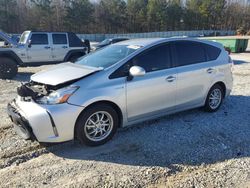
[44,46,51,49]
[62,46,68,49]
[207,68,215,74]
[166,76,176,82]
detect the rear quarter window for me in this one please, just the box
[68,32,84,47]
[204,44,221,61]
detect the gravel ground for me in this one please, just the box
[0,53,250,187]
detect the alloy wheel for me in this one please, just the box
[208,88,222,110]
[84,111,113,142]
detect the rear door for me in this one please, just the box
[173,41,216,109]
[27,33,53,62]
[51,33,69,61]
[125,43,177,121]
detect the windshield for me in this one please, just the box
[76,44,141,68]
[19,31,30,44]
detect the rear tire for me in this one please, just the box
[204,84,223,112]
[0,57,18,79]
[75,104,119,146]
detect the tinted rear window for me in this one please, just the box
[68,32,84,47]
[52,34,67,44]
[204,44,221,61]
[175,41,206,66]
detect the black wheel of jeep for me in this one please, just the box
[75,104,119,146]
[0,57,18,79]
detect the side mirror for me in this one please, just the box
[127,66,145,81]
[28,40,32,48]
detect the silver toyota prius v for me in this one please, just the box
[7,38,233,146]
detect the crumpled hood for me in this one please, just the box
[0,31,17,46]
[31,63,102,86]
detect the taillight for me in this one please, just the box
[228,56,234,72]
[228,56,233,64]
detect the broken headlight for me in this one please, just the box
[36,86,79,105]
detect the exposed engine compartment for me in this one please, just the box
[16,80,76,101]
[17,82,52,100]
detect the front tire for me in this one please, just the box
[75,104,119,146]
[204,84,223,112]
[0,57,18,79]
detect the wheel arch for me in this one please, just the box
[203,81,226,112]
[0,51,23,65]
[74,100,123,138]
[64,49,86,62]
[212,81,226,98]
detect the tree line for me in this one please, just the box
[0,0,250,34]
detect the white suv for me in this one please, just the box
[7,38,233,146]
[0,31,88,79]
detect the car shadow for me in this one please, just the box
[47,95,250,169]
[233,60,248,65]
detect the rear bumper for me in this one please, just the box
[225,88,232,97]
[7,98,84,143]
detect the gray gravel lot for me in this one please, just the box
[0,53,250,187]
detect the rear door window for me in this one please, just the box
[52,34,67,45]
[30,34,48,45]
[174,41,206,66]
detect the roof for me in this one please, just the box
[116,38,165,47]
[110,37,129,40]
[116,37,223,49]
[202,36,250,40]
[24,30,75,34]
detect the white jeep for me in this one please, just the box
[0,31,88,79]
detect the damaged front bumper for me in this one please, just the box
[7,97,84,143]
[7,101,36,140]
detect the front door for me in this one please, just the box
[27,33,53,62]
[126,43,177,121]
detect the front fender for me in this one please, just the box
[0,50,23,64]
[67,85,127,124]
